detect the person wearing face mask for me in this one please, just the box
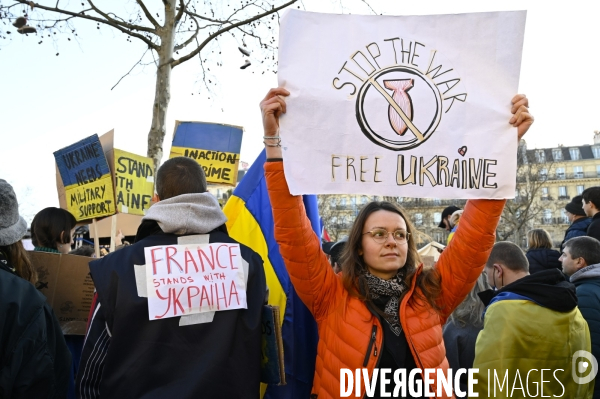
[473,241,592,398]
[260,87,533,398]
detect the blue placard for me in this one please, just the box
[54,134,110,187]
[172,122,243,154]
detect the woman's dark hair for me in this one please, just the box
[31,207,77,249]
[339,201,443,312]
[0,241,37,283]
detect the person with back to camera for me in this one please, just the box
[525,228,562,274]
[77,156,266,399]
[31,206,81,399]
[0,180,71,398]
[442,273,490,398]
[259,87,533,398]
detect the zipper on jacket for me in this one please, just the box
[362,325,378,367]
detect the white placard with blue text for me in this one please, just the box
[278,10,526,199]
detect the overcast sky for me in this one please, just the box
[1,0,598,221]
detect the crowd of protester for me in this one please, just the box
[2,85,600,399]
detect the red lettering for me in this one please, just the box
[153,278,160,288]
[165,246,183,274]
[228,245,239,270]
[150,247,164,275]
[187,286,200,311]
[199,285,210,308]
[173,288,185,315]
[229,280,240,306]
[173,277,179,284]
[216,282,228,310]
[184,248,199,273]
[216,244,230,269]
[188,277,194,283]
[197,246,215,272]
[155,288,172,319]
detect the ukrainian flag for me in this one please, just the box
[223,150,319,399]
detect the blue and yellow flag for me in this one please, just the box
[223,150,319,399]
[169,121,243,186]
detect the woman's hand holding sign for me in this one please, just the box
[260,87,289,159]
[510,94,533,141]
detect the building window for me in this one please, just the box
[593,146,600,159]
[558,186,568,199]
[560,209,570,224]
[552,148,563,161]
[541,187,549,199]
[351,196,356,206]
[539,168,548,180]
[433,212,442,224]
[373,195,379,202]
[361,195,368,204]
[597,165,600,177]
[414,213,423,226]
[329,197,337,207]
[569,148,581,160]
[543,209,552,224]
[535,150,546,163]
[577,185,585,195]
[340,197,347,206]
[556,167,565,180]
[574,166,584,179]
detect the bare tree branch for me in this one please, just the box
[175,12,199,51]
[111,48,150,90]
[20,0,159,48]
[171,0,297,68]
[135,0,160,28]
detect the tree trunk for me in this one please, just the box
[147,0,176,168]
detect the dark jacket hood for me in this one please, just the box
[478,269,577,312]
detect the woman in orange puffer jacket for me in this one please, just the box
[260,88,533,399]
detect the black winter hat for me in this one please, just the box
[565,195,586,217]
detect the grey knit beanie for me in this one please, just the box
[0,179,27,246]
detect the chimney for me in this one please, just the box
[594,130,600,145]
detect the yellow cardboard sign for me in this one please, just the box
[65,174,116,221]
[114,149,154,215]
[170,146,239,185]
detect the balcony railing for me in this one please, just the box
[540,217,570,225]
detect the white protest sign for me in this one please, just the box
[144,243,247,320]
[278,10,526,199]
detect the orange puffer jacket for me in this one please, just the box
[265,161,505,399]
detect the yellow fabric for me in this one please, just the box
[224,196,286,324]
[473,299,594,398]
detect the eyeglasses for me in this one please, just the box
[362,228,410,244]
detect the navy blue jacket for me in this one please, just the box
[526,248,562,275]
[0,263,71,398]
[76,221,266,399]
[561,217,592,251]
[572,268,600,399]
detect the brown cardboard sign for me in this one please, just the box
[29,251,95,335]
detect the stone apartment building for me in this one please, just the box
[318,133,600,248]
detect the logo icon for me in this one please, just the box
[355,66,442,151]
[572,350,598,384]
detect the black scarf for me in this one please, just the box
[365,270,408,336]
